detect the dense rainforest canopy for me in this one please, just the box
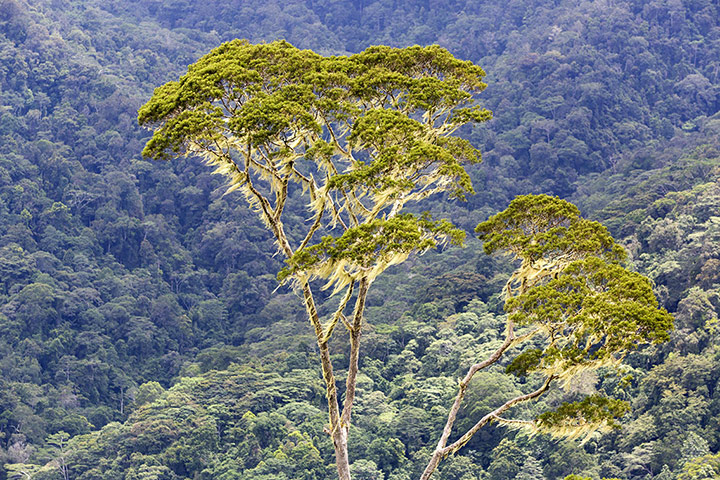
[0,0,719,479]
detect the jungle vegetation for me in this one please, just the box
[0,0,719,479]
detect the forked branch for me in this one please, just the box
[341,276,371,427]
[420,374,555,480]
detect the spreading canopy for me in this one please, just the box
[420,195,673,480]
[139,40,491,289]
[477,195,673,438]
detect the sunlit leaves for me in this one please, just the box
[348,109,425,149]
[280,213,465,290]
[139,39,489,289]
[477,194,673,444]
[476,194,625,265]
[138,40,492,479]
[505,257,673,378]
[535,395,630,440]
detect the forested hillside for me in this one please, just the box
[0,0,719,479]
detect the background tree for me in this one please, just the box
[138,39,491,480]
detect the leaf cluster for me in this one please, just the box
[535,395,631,437]
[505,256,673,377]
[476,194,625,265]
[480,197,673,377]
[477,194,674,448]
[138,39,489,206]
[138,39,491,289]
[279,213,465,285]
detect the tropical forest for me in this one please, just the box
[0,0,719,479]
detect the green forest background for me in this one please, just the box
[0,0,719,478]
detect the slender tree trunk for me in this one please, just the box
[301,281,352,480]
[333,276,371,480]
[259,189,358,479]
[332,427,352,480]
[341,276,370,426]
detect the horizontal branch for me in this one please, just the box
[491,415,535,428]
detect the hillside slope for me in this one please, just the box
[0,0,719,479]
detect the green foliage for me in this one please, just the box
[135,382,166,407]
[476,194,673,445]
[138,39,489,310]
[536,395,630,434]
[542,442,599,480]
[486,439,525,480]
[436,455,483,480]
[677,452,720,480]
[1,1,719,479]
[138,40,489,195]
[506,257,673,376]
[280,214,465,286]
[137,39,493,480]
[514,456,544,480]
[505,349,543,377]
[480,197,673,374]
[476,194,625,266]
[350,459,385,480]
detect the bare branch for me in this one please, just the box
[241,144,294,258]
[322,280,356,343]
[323,113,350,157]
[420,375,555,480]
[445,375,555,455]
[428,330,516,460]
[341,276,371,427]
[298,207,326,252]
[341,315,352,332]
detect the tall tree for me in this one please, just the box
[138,39,491,480]
[420,195,673,479]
